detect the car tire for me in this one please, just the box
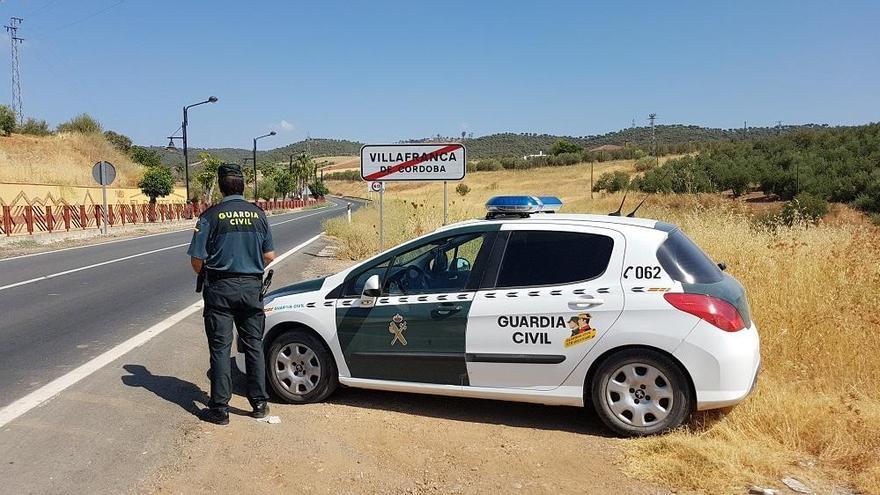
[589,348,692,436]
[266,329,338,404]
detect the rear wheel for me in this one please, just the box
[590,348,692,436]
[267,330,337,403]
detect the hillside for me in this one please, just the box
[153,138,363,168]
[157,124,830,167]
[406,124,829,158]
[0,133,142,187]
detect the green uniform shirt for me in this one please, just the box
[187,195,274,274]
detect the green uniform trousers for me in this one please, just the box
[203,274,269,411]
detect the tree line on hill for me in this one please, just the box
[401,124,825,159]
[591,123,880,218]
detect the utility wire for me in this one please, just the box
[29,0,126,37]
[24,0,63,18]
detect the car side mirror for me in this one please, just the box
[451,257,471,272]
[717,262,727,271]
[360,274,381,308]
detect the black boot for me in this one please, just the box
[198,407,230,425]
[252,401,270,419]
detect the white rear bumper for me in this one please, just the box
[673,319,761,411]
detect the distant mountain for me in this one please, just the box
[149,124,833,166]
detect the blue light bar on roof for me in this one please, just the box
[485,195,563,218]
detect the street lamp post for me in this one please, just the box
[179,96,218,216]
[252,131,276,200]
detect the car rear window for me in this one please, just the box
[656,229,723,284]
[496,231,614,288]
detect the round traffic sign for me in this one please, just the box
[370,181,384,192]
[92,161,116,186]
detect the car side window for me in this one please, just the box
[342,259,390,297]
[386,233,486,295]
[495,231,614,288]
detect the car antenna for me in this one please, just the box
[608,190,628,216]
[626,194,650,217]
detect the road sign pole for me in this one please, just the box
[443,181,448,225]
[379,187,384,251]
[100,163,109,234]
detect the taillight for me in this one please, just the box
[663,293,746,332]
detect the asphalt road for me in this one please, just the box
[0,236,339,495]
[0,197,358,408]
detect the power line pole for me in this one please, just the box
[4,17,24,122]
[776,120,783,136]
[648,113,657,167]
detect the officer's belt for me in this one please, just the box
[205,270,263,282]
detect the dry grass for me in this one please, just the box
[315,155,361,172]
[0,133,142,187]
[325,162,880,494]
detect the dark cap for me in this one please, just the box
[218,163,244,178]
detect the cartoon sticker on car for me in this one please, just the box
[564,313,597,348]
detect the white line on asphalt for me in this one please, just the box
[0,243,190,292]
[0,202,344,292]
[0,201,337,263]
[0,233,325,429]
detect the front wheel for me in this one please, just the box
[267,330,337,403]
[590,348,692,436]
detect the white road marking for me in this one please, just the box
[0,201,344,292]
[0,233,325,429]
[0,226,195,263]
[0,243,190,292]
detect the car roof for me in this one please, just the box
[436,213,675,233]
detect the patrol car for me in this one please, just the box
[240,196,760,436]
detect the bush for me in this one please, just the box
[0,105,15,135]
[593,170,630,193]
[634,156,656,172]
[104,130,132,153]
[309,180,329,197]
[499,156,524,170]
[779,192,830,225]
[17,118,52,136]
[455,183,470,196]
[549,139,582,155]
[473,158,502,171]
[138,166,175,204]
[257,177,277,201]
[56,113,102,134]
[129,146,163,168]
[325,170,361,181]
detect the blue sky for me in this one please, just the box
[0,0,877,149]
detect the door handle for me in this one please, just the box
[432,303,462,318]
[569,297,604,309]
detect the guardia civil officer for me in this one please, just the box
[187,164,275,425]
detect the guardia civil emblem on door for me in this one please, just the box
[388,313,408,346]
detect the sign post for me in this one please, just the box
[379,187,384,250]
[443,181,448,225]
[91,161,116,234]
[361,143,466,248]
[369,180,385,249]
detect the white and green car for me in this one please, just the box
[240,196,760,436]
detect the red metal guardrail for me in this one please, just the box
[0,198,324,236]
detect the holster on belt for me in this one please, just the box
[195,268,206,293]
